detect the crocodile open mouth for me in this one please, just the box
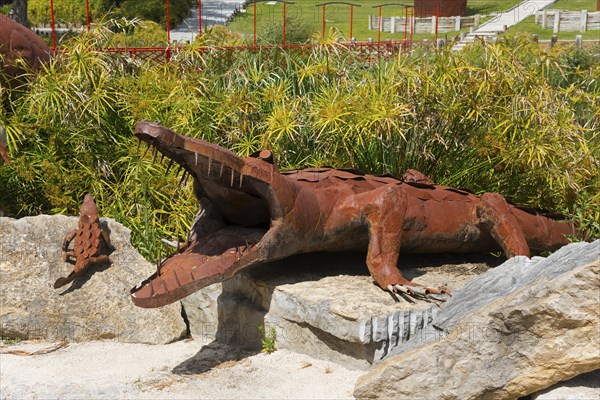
[130,121,278,308]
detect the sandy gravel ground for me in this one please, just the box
[0,339,362,399]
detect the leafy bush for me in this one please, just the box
[1,30,598,262]
[259,325,277,354]
[257,17,311,45]
[109,19,168,47]
[27,0,194,27]
[192,25,247,47]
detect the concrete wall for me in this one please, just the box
[535,10,600,32]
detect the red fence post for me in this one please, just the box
[350,5,354,39]
[85,0,91,32]
[166,0,171,43]
[166,0,171,61]
[321,5,326,38]
[378,5,382,42]
[49,0,56,51]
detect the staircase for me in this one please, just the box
[451,0,557,51]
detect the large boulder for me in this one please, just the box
[182,251,494,369]
[532,369,600,399]
[0,215,187,344]
[354,240,600,399]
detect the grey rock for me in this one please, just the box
[181,283,222,341]
[0,215,187,344]
[532,369,600,400]
[182,251,494,369]
[354,240,600,399]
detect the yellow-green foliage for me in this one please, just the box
[110,20,168,48]
[1,29,598,261]
[27,0,194,27]
[28,0,106,26]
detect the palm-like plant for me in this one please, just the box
[1,29,598,260]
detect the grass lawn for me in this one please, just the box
[229,1,425,42]
[506,0,600,41]
[466,0,522,14]
[548,0,598,10]
[227,0,523,42]
[506,15,600,39]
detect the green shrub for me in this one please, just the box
[1,30,597,263]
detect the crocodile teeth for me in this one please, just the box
[207,157,212,176]
[219,163,224,177]
[195,152,198,167]
[179,171,188,187]
[142,143,150,158]
[165,159,174,174]
[239,173,244,188]
[230,169,235,187]
[161,238,179,248]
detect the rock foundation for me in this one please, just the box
[182,252,496,369]
[0,215,187,344]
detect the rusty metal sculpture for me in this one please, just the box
[55,194,115,289]
[0,126,9,165]
[1,17,51,166]
[130,121,577,308]
[0,143,8,165]
[0,15,51,85]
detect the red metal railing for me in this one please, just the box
[103,41,413,67]
[45,0,417,67]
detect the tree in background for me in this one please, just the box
[120,0,193,26]
[26,0,193,27]
[11,0,28,26]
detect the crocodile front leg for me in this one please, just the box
[62,229,77,263]
[339,185,450,301]
[363,185,407,288]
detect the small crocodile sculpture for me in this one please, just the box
[55,194,114,289]
[130,121,578,308]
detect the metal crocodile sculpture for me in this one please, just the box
[0,15,51,87]
[1,17,51,166]
[55,194,115,288]
[130,121,577,308]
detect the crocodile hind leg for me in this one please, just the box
[478,193,530,258]
[62,230,77,262]
[350,185,450,301]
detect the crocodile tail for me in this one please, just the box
[512,208,579,252]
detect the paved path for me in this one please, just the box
[452,0,557,50]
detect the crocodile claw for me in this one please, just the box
[427,293,450,302]
[387,284,451,301]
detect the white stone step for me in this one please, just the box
[451,0,557,51]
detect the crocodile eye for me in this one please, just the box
[250,149,274,165]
